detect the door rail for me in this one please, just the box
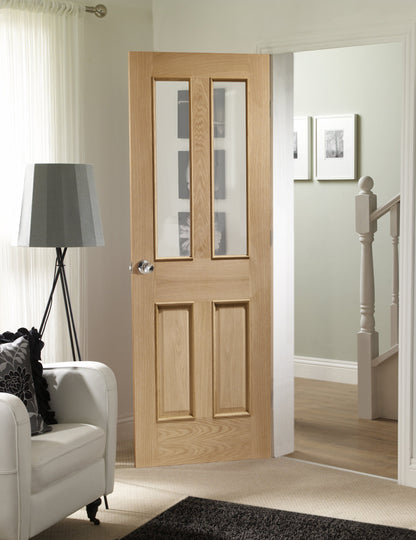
[355,175,400,419]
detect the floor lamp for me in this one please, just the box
[17,163,104,362]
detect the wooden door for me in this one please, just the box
[129,52,271,467]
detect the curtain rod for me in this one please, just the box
[85,3,107,17]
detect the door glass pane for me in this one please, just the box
[212,81,247,257]
[155,80,191,258]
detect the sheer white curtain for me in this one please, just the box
[0,0,85,362]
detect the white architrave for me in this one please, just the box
[390,202,400,347]
[265,22,416,487]
[271,53,294,456]
[398,27,416,488]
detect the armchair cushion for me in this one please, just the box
[0,328,56,426]
[31,423,105,493]
[0,336,49,435]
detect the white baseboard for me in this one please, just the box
[294,356,357,385]
[117,415,134,441]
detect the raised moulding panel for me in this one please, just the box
[213,300,250,418]
[156,303,194,422]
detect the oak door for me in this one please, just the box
[129,52,271,467]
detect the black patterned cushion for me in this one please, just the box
[0,335,50,435]
[0,328,56,426]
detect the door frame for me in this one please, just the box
[262,24,416,486]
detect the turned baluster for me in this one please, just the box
[355,176,379,419]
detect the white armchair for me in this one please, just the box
[0,361,117,540]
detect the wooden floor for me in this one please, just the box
[286,378,398,479]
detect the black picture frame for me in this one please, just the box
[178,151,190,199]
[214,212,226,255]
[178,212,191,256]
[177,89,189,139]
[213,88,225,138]
[214,149,226,199]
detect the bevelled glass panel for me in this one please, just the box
[155,80,191,258]
[212,81,247,257]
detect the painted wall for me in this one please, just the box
[152,0,416,53]
[294,43,402,361]
[83,0,153,436]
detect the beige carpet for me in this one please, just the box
[33,440,416,539]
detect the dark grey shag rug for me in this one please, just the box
[121,496,416,539]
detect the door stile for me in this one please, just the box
[246,55,272,457]
[129,52,158,466]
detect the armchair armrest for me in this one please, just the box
[42,361,117,495]
[0,393,31,540]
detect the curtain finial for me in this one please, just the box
[85,3,106,18]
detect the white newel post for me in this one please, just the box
[390,202,400,347]
[356,176,379,419]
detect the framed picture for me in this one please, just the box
[293,116,311,180]
[177,89,189,139]
[213,88,225,138]
[178,151,190,199]
[214,212,226,255]
[178,212,191,256]
[314,114,357,180]
[214,149,226,199]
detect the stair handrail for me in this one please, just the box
[371,193,400,222]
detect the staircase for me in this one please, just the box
[356,176,400,420]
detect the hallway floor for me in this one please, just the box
[286,378,398,479]
[34,439,416,540]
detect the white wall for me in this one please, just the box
[83,0,153,437]
[294,43,402,362]
[153,0,416,52]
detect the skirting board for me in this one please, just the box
[294,356,357,385]
[117,415,134,441]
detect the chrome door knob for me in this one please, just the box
[137,260,154,274]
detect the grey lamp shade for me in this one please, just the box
[18,163,104,247]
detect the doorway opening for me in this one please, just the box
[287,42,402,479]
